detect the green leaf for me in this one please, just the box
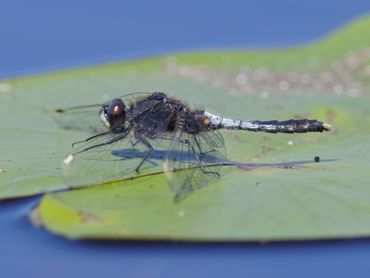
[2,15,370,240]
[34,133,370,240]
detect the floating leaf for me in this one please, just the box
[35,134,370,240]
[0,16,370,240]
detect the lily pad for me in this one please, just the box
[2,15,370,240]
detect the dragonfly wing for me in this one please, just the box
[164,128,226,202]
[53,92,153,133]
[62,129,164,188]
[114,92,151,105]
[195,129,227,165]
[53,104,107,134]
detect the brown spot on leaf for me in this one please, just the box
[79,211,100,224]
[261,136,273,154]
[326,109,337,122]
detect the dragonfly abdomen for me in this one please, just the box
[204,111,331,133]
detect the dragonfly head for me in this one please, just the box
[100,99,127,131]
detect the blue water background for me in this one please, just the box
[1,0,370,277]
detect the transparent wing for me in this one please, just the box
[62,129,164,188]
[164,128,227,202]
[53,104,107,134]
[197,128,225,151]
[114,92,151,104]
[52,92,152,133]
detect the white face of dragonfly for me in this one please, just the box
[99,108,111,128]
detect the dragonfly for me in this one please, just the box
[54,92,331,202]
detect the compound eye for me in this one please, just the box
[107,99,125,116]
[106,99,126,128]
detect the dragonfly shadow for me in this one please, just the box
[111,148,225,165]
[234,158,339,171]
[111,149,337,169]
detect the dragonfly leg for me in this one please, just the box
[72,131,110,148]
[129,138,140,147]
[134,132,154,173]
[74,130,130,155]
